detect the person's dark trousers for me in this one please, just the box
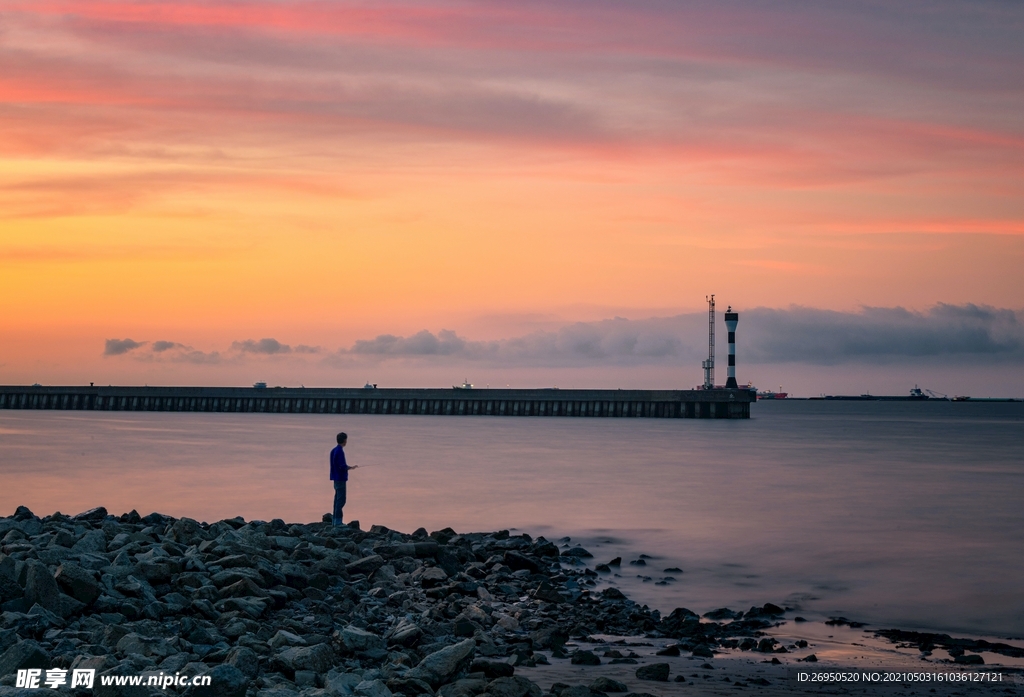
[333,480,347,527]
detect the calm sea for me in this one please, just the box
[1,402,1022,637]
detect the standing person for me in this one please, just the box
[330,432,357,527]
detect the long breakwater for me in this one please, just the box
[0,385,753,418]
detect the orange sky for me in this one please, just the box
[2,1,1023,392]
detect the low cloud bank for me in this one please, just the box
[102,338,220,364]
[103,303,1023,369]
[103,338,144,356]
[336,303,1024,366]
[744,304,1022,364]
[103,336,318,364]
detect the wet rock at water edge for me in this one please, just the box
[570,650,601,666]
[635,663,670,681]
[590,677,628,692]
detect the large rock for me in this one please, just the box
[376,541,439,559]
[470,658,514,679]
[560,546,593,558]
[116,633,176,659]
[354,679,394,697]
[346,555,385,576]
[419,567,448,588]
[590,677,628,693]
[571,650,600,665]
[0,574,23,604]
[23,561,61,615]
[325,669,363,695]
[225,646,260,678]
[502,552,539,574]
[182,664,248,697]
[211,568,264,588]
[169,518,208,545]
[556,687,592,697]
[528,628,567,650]
[485,677,542,697]
[412,638,476,687]
[437,678,487,697]
[219,577,267,599]
[54,563,102,605]
[71,529,108,554]
[275,643,334,675]
[635,663,670,682]
[339,626,384,653]
[0,640,48,675]
[73,506,108,522]
[269,630,307,649]
[385,619,422,648]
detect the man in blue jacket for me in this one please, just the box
[330,432,357,527]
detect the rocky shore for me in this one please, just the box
[0,507,1018,697]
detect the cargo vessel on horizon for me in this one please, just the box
[824,386,943,401]
[755,385,788,400]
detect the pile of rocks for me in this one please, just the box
[0,506,781,696]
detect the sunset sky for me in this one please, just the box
[2,1,1023,395]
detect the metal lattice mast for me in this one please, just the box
[702,294,715,389]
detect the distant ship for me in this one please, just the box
[824,385,945,401]
[756,385,788,400]
[453,380,474,390]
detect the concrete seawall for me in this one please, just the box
[0,385,754,419]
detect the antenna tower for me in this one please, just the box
[702,294,715,389]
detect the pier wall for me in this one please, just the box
[0,386,753,419]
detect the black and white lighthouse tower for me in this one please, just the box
[724,306,739,389]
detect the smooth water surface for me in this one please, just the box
[1,402,1022,636]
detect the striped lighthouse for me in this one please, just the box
[724,306,739,389]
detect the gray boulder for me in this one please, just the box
[437,678,487,697]
[0,574,24,604]
[485,677,543,697]
[469,658,514,679]
[71,529,107,554]
[224,646,260,678]
[346,555,385,576]
[385,619,422,647]
[168,518,208,545]
[634,663,669,682]
[354,679,394,697]
[339,626,384,653]
[182,664,248,697]
[0,640,48,675]
[411,638,476,687]
[23,561,62,615]
[269,630,307,649]
[72,506,107,522]
[54,563,102,605]
[570,650,600,665]
[324,669,363,695]
[557,687,594,697]
[275,643,334,675]
[376,541,439,558]
[419,567,448,588]
[589,677,628,693]
[116,632,176,659]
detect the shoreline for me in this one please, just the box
[1,508,1021,696]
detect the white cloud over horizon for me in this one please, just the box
[103,302,1023,371]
